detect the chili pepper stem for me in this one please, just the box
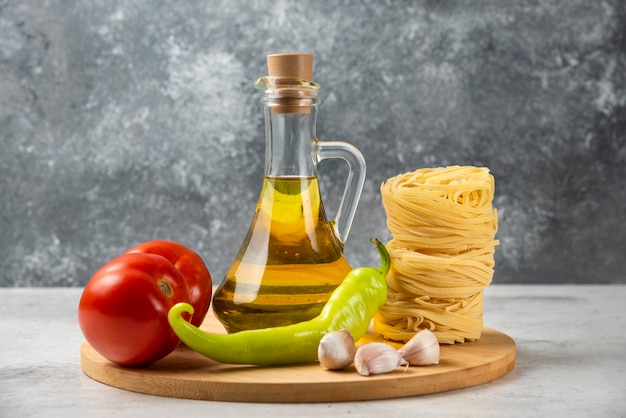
[370,237,390,277]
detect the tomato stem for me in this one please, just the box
[158,280,173,297]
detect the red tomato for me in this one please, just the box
[124,240,212,327]
[78,253,192,366]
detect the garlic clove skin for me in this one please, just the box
[318,329,356,370]
[398,328,440,366]
[354,342,408,376]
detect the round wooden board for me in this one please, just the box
[80,312,516,403]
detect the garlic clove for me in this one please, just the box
[354,342,408,376]
[318,329,356,370]
[398,328,440,366]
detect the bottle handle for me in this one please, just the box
[317,141,366,244]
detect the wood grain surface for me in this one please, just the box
[80,311,516,403]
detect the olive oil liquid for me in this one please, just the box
[212,177,353,333]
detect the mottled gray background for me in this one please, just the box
[1,0,625,286]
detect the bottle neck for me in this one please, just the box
[255,76,321,178]
[263,105,318,178]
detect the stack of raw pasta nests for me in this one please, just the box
[374,166,499,344]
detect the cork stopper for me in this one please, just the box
[267,53,314,81]
[265,53,316,114]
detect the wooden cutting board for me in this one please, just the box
[80,311,515,403]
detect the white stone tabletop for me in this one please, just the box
[1,285,624,417]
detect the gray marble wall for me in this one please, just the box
[1,0,625,286]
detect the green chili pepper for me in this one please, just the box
[167,237,390,366]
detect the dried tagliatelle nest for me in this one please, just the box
[374,166,499,344]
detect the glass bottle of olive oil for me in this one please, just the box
[212,53,366,333]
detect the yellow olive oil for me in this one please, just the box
[212,177,353,333]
